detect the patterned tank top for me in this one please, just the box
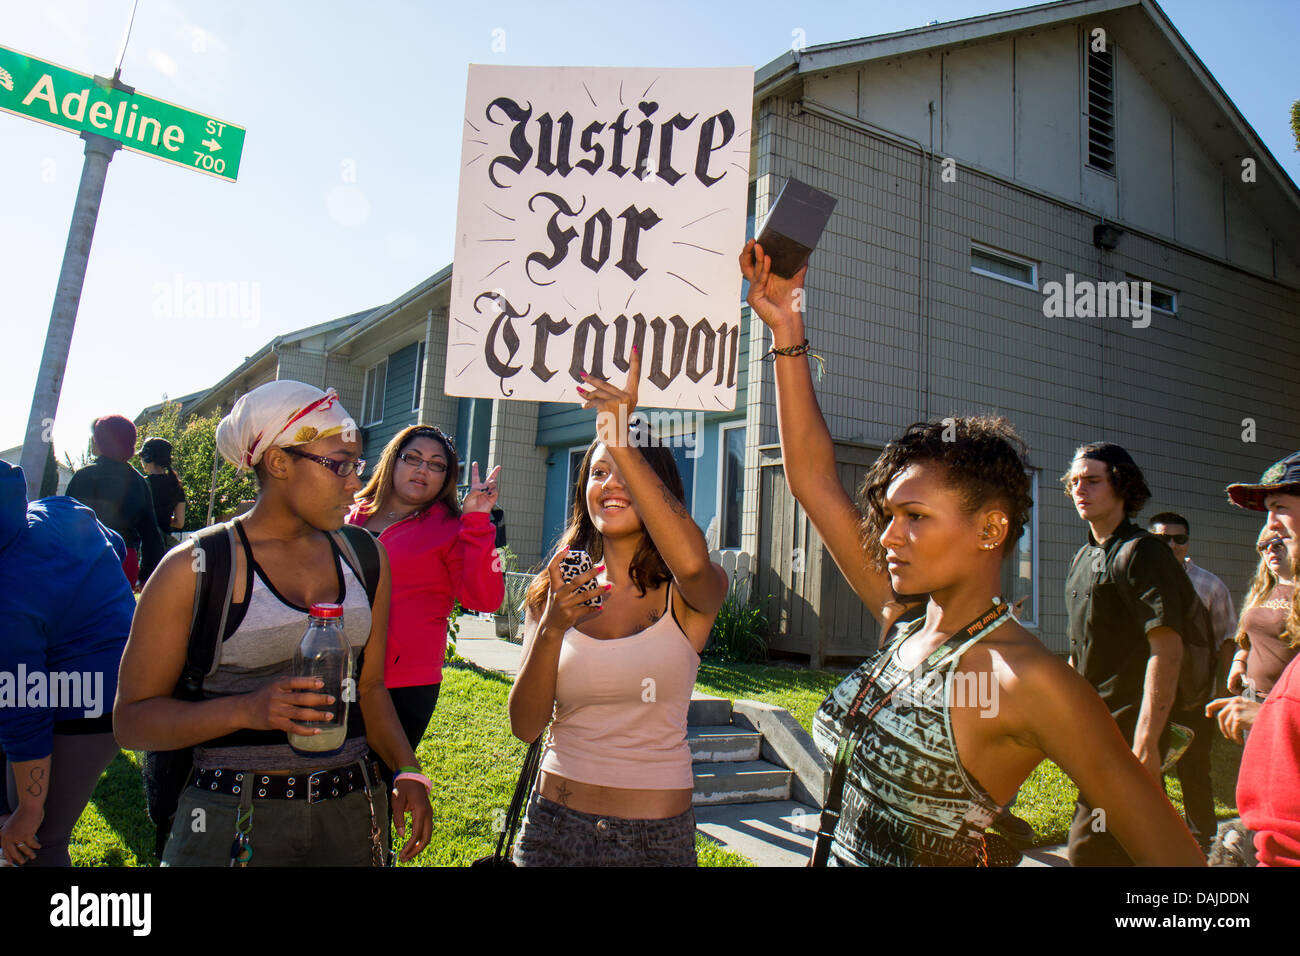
[812,610,1010,866]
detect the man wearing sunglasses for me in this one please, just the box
[1148,511,1235,858]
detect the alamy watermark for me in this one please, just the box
[152,273,261,327]
[596,406,705,459]
[1042,273,1152,328]
[0,667,105,718]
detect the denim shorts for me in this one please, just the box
[513,793,697,867]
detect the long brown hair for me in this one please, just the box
[1235,525,1283,649]
[525,438,685,614]
[354,424,461,520]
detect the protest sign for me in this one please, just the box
[446,64,753,411]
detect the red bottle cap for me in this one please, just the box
[309,603,344,618]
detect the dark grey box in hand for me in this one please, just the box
[755,178,837,278]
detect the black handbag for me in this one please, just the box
[472,734,543,867]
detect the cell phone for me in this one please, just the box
[559,550,603,608]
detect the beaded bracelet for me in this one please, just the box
[394,771,432,792]
[763,338,827,381]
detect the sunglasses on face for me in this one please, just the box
[284,447,366,478]
[1260,540,1288,554]
[398,451,448,473]
[1151,532,1189,545]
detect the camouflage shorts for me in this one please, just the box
[513,793,697,867]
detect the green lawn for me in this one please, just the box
[69,660,751,867]
[68,656,1241,863]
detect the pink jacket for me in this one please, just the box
[346,502,504,688]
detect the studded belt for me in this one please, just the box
[191,762,378,804]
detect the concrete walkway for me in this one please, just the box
[452,620,1078,867]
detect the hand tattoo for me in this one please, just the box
[25,767,45,799]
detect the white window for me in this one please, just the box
[411,341,426,412]
[1001,469,1038,628]
[1127,277,1177,316]
[970,243,1037,290]
[717,423,746,550]
[361,359,387,426]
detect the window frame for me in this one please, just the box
[717,421,747,551]
[970,242,1039,291]
[1126,276,1178,317]
[562,444,589,526]
[361,358,387,427]
[411,341,426,413]
[1000,468,1039,629]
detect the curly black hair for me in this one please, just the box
[856,415,1034,571]
[1060,441,1151,517]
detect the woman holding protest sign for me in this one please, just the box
[114,381,431,866]
[507,347,728,866]
[739,238,1202,867]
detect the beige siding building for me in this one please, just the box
[745,0,1300,661]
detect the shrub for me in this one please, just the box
[704,592,770,663]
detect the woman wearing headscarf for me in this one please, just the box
[65,415,165,587]
[114,381,432,866]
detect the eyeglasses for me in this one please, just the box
[284,447,366,478]
[398,451,448,474]
[1151,532,1189,545]
[1260,540,1288,554]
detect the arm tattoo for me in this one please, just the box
[25,767,45,798]
[659,484,691,520]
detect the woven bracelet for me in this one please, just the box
[763,338,827,381]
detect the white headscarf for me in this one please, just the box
[216,380,356,472]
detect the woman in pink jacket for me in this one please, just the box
[347,425,504,751]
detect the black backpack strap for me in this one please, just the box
[334,523,381,608]
[179,522,237,700]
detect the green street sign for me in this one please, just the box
[0,44,245,182]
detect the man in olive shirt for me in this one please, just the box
[1063,443,1192,865]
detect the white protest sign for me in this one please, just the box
[446,64,753,411]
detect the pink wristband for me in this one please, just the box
[393,771,432,792]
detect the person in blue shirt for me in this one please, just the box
[0,459,136,866]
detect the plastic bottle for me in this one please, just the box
[287,603,352,755]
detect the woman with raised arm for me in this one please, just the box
[507,348,729,866]
[739,239,1203,867]
[114,381,432,866]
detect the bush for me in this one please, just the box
[133,401,258,530]
[704,592,770,663]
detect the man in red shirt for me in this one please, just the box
[1225,450,1300,866]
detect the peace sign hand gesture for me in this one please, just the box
[462,461,502,514]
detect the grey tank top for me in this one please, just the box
[194,527,373,771]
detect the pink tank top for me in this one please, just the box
[541,583,701,790]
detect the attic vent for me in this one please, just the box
[1086,43,1116,173]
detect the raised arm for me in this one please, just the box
[578,349,728,617]
[739,240,894,623]
[452,462,507,614]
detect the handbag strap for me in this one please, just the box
[494,734,545,862]
[810,599,1013,866]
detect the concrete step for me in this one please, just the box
[687,725,762,763]
[692,759,792,806]
[688,693,732,726]
[694,800,817,867]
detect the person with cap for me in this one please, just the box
[114,380,432,866]
[1222,452,1300,866]
[1062,442,1199,865]
[65,414,165,588]
[139,437,186,545]
[0,459,136,866]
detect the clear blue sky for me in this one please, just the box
[2,0,1297,461]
